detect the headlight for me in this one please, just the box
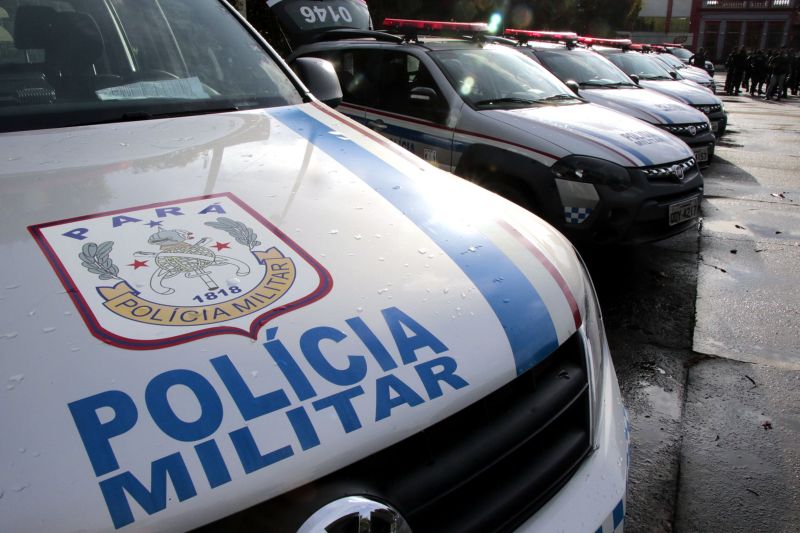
[551,155,631,192]
[576,252,607,446]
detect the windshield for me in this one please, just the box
[669,47,692,60]
[431,46,581,109]
[656,53,685,69]
[0,0,303,132]
[533,50,637,88]
[604,52,674,80]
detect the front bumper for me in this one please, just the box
[554,159,704,245]
[516,355,628,532]
[659,128,716,165]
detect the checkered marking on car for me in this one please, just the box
[564,206,593,224]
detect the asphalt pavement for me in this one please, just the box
[585,80,800,533]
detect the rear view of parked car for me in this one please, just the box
[1,1,629,532]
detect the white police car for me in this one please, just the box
[651,50,717,94]
[502,30,716,165]
[288,18,703,245]
[594,42,728,136]
[0,1,628,532]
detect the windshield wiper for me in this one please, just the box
[539,94,578,102]
[473,97,540,107]
[80,105,242,126]
[602,82,638,88]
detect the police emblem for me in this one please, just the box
[29,193,332,349]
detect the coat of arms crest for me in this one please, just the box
[29,193,332,349]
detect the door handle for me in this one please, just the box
[367,119,387,131]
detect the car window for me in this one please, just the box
[0,0,302,132]
[376,51,446,123]
[535,50,636,87]
[657,53,685,69]
[669,47,692,60]
[308,48,378,107]
[605,52,673,80]
[431,45,581,109]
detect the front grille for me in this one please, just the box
[659,122,710,137]
[198,333,592,533]
[692,103,722,114]
[640,157,697,183]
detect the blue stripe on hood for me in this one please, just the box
[271,105,560,375]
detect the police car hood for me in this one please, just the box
[579,87,709,125]
[481,102,693,167]
[639,79,720,105]
[0,102,589,532]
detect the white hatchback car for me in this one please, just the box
[0,1,627,532]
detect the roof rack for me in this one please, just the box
[504,29,579,47]
[382,18,489,42]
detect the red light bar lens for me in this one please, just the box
[577,36,632,48]
[504,29,578,41]
[383,18,489,33]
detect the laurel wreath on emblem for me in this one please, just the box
[79,241,121,280]
[204,217,261,250]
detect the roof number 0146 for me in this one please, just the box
[299,5,353,24]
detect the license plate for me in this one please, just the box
[693,146,709,162]
[711,121,719,133]
[669,196,700,226]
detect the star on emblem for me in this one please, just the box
[146,220,163,228]
[128,259,149,269]
[212,241,231,251]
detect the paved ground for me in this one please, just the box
[587,82,800,533]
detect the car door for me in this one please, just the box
[366,50,454,170]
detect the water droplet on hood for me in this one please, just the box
[1,332,18,340]
[353,234,363,240]
[250,370,259,378]
[5,284,20,290]
[227,278,241,287]
[329,229,339,235]
[356,307,364,313]
[42,327,56,334]
[418,248,428,254]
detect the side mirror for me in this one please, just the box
[669,70,678,79]
[565,80,580,95]
[291,57,343,108]
[410,86,438,103]
[629,74,640,85]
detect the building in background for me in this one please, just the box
[625,0,693,43]
[690,0,799,61]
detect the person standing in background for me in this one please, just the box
[765,48,791,101]
[748,49,768,96]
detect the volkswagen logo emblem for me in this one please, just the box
[670,164,685,181]
[299,496,412,533]
[687,125,697,136]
